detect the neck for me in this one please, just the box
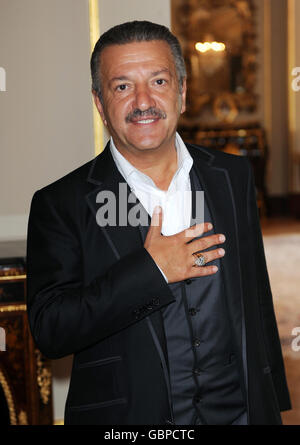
[114,139,178,191]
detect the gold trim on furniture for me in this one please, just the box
[0,274,26,282]
[0,368,17,425]
[18,410,28,425]
[35,350,51,405]
[0,304,26,313]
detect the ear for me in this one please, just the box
[180,78,187,115]
[92,90,108,126]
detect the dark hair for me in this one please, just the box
[90,20,186,102]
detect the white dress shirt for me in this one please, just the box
[110,132,193,236]
[109,133,193,283]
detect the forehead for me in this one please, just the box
[99,40,176,79]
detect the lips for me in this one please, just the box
[132,118,158,124]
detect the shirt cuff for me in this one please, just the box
[157,265,168,283]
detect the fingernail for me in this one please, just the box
[219,235,225,242]
[218,248,225,256]
[208,223,213,230]
[212,266,218,272]
[153,206,161,214]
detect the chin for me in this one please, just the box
[129,135,171,152]
[132,141,165,152]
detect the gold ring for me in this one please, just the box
[193,253,206,267]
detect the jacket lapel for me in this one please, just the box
[85,141,171,372]
[187,144,244,359]
[85,142,144,258]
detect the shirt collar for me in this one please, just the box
[174,132,193,176]
[109,132,193,186]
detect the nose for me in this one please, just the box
[132,84,156,111]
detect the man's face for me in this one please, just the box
[93,40,186,155]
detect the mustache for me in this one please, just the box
[125,107,167,123]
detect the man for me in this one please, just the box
[26,21,291,425]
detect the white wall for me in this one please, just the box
[0,0,94,241]
[99,0,171,33]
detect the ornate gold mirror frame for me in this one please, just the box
[172,0,257,124]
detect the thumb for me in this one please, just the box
[146,206,163,240]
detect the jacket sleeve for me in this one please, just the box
[26,189,175,359]
[246,161,291,412]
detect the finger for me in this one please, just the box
[180,222,213,241]
[188,233,226,255]
[188,248,225,268]
[189,264,219,278]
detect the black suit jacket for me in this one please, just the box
[26,142,291,425]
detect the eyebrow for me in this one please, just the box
[109,68,172,84]
[110,76,130,84]
[151,68,171,77]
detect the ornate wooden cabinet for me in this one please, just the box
[0,251,53,425]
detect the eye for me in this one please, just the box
[155,79,167,86]
[116,84,128,91]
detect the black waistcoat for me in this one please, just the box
[139,167,247,425]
